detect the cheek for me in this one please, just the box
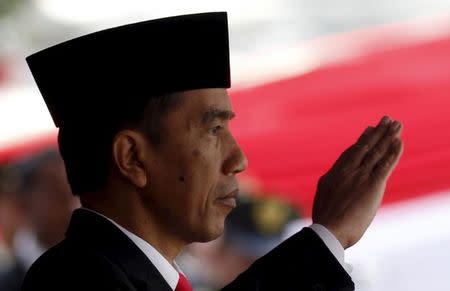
[181,147,222,212]
[155,135,224,215]
[192,148,200,157]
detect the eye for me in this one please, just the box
[210,125,223,136]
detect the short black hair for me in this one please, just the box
[58,93,184,196]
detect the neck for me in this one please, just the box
[81,189,186,263]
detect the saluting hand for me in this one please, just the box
[312,116,404,249]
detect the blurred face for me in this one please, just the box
[142,88,248,243]
[26,157,80,248]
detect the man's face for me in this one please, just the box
[142,88,248,243]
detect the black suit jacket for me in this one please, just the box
[21,209,354,291]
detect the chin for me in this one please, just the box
[192,219,225,243]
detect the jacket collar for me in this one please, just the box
[65,208,173,291]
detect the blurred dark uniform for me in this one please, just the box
[180,196,302,290]
[224,196,300,258]
[0,160,35,291]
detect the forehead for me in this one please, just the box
[175,88,233,120]
[178,88,231,110]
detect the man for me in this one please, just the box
[0,166,23,287]
[0,150,79,291]
[22,12,403,290]
[0,165,22,254]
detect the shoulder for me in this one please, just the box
[21,239,134,291]
[223,227,354,291]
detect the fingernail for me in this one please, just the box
[391,121,401,131]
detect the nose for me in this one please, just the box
[222,137,248,176]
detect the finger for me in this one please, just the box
[334,116,389,170]
[372,138,404,179]
[332,116,394,171]
[357,126,375,144]
[361,120,402,169]
[350,116,392,166]
[333,126,373,169]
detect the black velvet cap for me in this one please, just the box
[26,12,231,128]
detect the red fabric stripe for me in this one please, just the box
[230,35,450,215]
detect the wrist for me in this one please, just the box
[318,224,352,249]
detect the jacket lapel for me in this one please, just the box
[65,208,173,291]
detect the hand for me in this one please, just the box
[312,116,404,249]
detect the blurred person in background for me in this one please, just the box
[0,166,23,253]
[211,196,301,289]
[178,195,301,290]
[0,149,80,291]
[0,166,23,271]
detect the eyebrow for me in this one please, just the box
[201,107,236,124]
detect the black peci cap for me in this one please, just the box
[26,12,231,129]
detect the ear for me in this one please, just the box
[112,130,149,188]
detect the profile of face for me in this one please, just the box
[116,88,248,244]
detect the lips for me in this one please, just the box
[216,189,239,208]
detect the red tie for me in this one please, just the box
[175,273,192,291]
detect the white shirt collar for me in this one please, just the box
[82,208,180,290]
